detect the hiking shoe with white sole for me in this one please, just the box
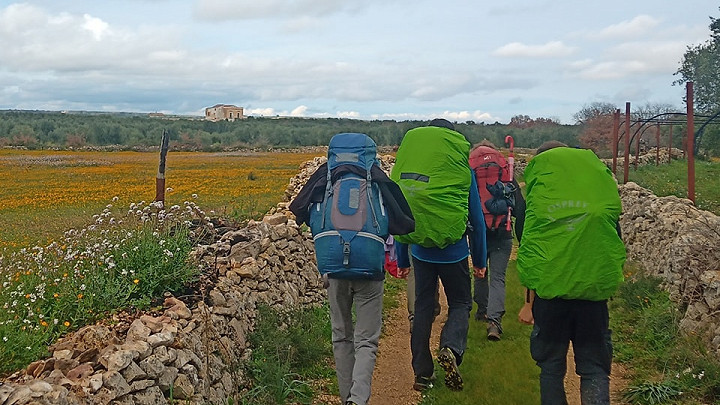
[413,374,436,391]
[437,347,463,391]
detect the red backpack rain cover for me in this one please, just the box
[469,146,513,230]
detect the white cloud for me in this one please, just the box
[368,110,501,124]
[82,14,109,41]
[606,41,689,71]
[571,61,648,80]
[246,107,278,116]
[493,41,576,58]
[290,105,308,116]
[337,111,360,119]
[193,0,380,21]
[594,15,661,39]
[568,40,689,80]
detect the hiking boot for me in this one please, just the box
[408,314,414,334]
[437,347,463,391]
[345,402,358,405]
[474,311,487,321]
[487,320,502,341]
[413,374,436,391]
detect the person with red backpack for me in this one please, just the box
[469,140,525,341]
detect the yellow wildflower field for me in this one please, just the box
[0,149,323,249]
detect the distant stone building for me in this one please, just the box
[205,104,244,121]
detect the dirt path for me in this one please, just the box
[368,287,630,405]
[369,288,443,405]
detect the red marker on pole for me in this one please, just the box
[504,135,515,232]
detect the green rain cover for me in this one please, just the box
[517,147,626,301]
[390,126,471,248]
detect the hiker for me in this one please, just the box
[469,140,526,340]
[289,133,414,405]
[517,140,626,405]
[391,118,487,392]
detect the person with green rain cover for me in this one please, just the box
[517,141,626,405]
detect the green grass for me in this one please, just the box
[626,159,720,214]
[239,304,334,405]
[611,265,720,404]
[419,261,541,404]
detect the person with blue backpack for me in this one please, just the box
[289,133,414,405]
[391,118,487,392]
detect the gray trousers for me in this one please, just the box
[473,237,513,324]
[327,278,384,405]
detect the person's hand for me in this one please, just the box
[518,303,534,325]
[397,267,411,279]
[473,266,487,278]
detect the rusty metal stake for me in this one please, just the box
[687,82,695,203]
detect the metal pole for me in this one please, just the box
[623,102,631,183]
[155,129,170,204]
[687,82,695,203]
[612,109,620,174]
[668,125,673,163]
[655,123,660,166]
[634,127,641,169]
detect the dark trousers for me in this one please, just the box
[410,257,472,378]
[531,297,613,405]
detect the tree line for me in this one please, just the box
[0,110,581,151]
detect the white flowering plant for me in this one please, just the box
[0,198,206,375]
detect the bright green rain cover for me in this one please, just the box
[517,147,626,300]
[390,126,471,249]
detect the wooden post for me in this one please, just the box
[155,130,170,204]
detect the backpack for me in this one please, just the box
[390,126,471,248]
[308,133,389,279]
[516,147,626,300]
[469,146,516,231]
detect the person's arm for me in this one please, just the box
[467,174,487,277]
[395,240,411,279]
[518,289,535,325]
[512,178,525,243]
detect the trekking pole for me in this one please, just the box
[504,135,515,232]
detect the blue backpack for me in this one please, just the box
[308,133,389,279]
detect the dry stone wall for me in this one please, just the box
[619,182,720,354]
[0,179,327,404]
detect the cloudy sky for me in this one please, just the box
[0,1,716,124]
